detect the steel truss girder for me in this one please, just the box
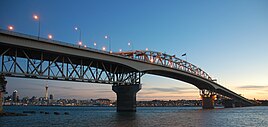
[114,50,213,81]
[0,48,143,85]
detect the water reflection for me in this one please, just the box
[1,106,267,127]
[114,112,137,127]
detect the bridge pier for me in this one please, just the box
[112,84,141,112]
[0,74,7,113]
[200,90,215,109]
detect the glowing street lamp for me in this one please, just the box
[102,46,106,51]
[145,48,148,51]
[84,45,87,48]
[78,41,82,46]
[128,41,133,51]
[33,14,41,40]
[33,15,39,20]
[7,25,14,31]
[48,34,53,39]
[119,49,122,52]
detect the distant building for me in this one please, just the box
[12,90,18,103]
[96,99,111,106]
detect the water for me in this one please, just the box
[1,106,267,127]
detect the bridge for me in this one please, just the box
[0,29,255,112]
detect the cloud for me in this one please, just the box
[145,87,196,93]
[148,88,179,92]
[137,95,198,100]
[237,85,268,89]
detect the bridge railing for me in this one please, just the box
[0,29,110,55]
[113,50,213,81]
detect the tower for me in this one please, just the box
[12,90,18,103]
[45,85,48,100]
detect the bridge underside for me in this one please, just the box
[146,70,216,90]
[0,43,143,85]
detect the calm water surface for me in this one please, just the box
[0,106,267,127]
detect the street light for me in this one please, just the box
[104,35,111,53]
[119,49,122,52]
[128,41,133,51]
[7,25,14,31]
[102,46,106,51]
[33,14,40,40]
[93,42,97,49]
[145,48,148,51]
[78,41,82,46]
[48,34,53,39]
[74,27,82,42]
[84,45,87,48]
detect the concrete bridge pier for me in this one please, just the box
[200,90,215,109]
[112,84,141,112]
[0,74,7,113]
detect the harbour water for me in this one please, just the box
[1,106,267,127]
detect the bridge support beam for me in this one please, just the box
[0,74,7,113]
[112,84,141,112]
[222,99,235,108]
[200,90,215,109]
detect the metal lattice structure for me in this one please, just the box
[0,48,143,86]
[113,51,213,81]
[0,29,256,106]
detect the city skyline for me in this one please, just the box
[1,0,268,100]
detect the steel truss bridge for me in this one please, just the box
[0,29,255,111]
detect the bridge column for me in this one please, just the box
[0,74,7,113]
[112,84,141,112]
[200,90,215,109]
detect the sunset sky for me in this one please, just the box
[1,0,268,100]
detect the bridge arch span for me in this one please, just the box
[143,69,216,91]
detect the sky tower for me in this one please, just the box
[45,85,48,100]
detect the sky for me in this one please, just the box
[0,0,268,100]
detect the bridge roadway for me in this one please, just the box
[0,29,255,112]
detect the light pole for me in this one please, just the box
[78,41,82,47]
[93,42,97,49]
[33,14,40,40]
[105,35,111,53]
[74,27,82,42]
[75,27,82,47]
[128,41,133,51]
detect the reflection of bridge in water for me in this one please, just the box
[0,29,255,112]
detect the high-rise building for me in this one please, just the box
[45,85,48,100]
[12,90,18,102]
